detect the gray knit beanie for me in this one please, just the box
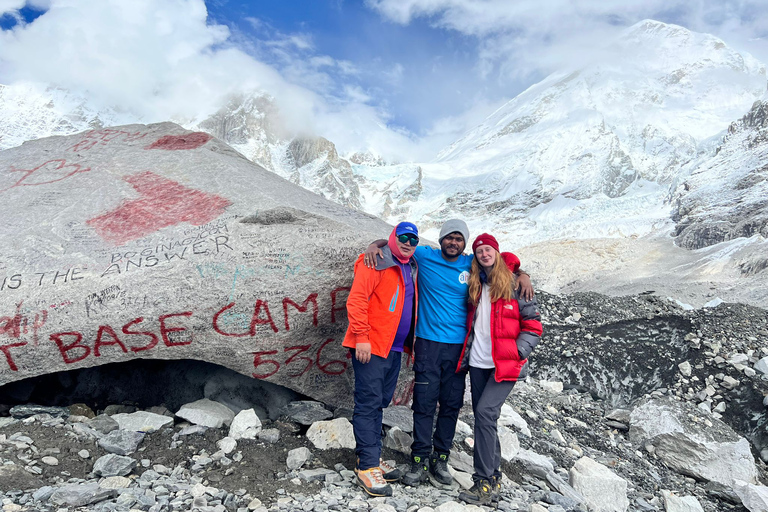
[438,219,469,244]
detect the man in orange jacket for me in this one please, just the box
[343,221,419,497]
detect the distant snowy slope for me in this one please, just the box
[353,20,766,245]
[672,90,768,252]
[0,83,131,150]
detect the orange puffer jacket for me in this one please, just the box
[342,246,418,358]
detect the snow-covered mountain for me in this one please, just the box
[1,19,767,306]
[354,19,767,244]
[672,91,768,252]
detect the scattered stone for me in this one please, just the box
[662,490,704,512]
[514,448,554,477]
[434,502,465,512]
[92,454,137,477]
[539,380,564,393]
[499,404,531,437]
[229,409,263,440]
[498,425,520,461]
[98,429,146,455]
[176,398,235,428]
[41,456,59,466]
[0,464,45,491]
[754,357,768,375]
[88,415,120,435]
[720,376,740,390]
[69,403,96,418]
[287,447,313,470]
[298,468,336,482]
[306,417,355,449]
[281,401,333,426]
[258,428,280,443]
[629,397,758,486]
[9,405,69,419]
[733,480,768,512]
[383,426,412,455]
[382,405,414,432]
[678,361,692,377]
[99,476,132,489]
[111,411,174,432]
[569,456,629,512]
[217,436,237,454]
[49,483,117,507]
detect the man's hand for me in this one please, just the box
[363,243,384,269]
[355,343,372,363]
[517,272,534,301]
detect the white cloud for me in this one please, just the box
[0,0,26,14]
[0,0,424,160]
[366,0,768,80]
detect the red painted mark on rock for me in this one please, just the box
[144,132,212,151]
[1,160,90,193]
[0,301,48,370]
[69,129,147,153]
[87,171,231,245]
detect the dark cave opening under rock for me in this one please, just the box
[0,359,308,420]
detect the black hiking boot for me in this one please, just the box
[491,475,501,503]
[458,478,493,506]
[429,452,453,486]
[401,455,429,486]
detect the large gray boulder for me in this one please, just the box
[629,397,758,486]
[0,123,392,406]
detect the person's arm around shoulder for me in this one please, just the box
[363,239,387,268]
[517,271,534,301]
[516,294,543,361]
[346,260,381,363]
[501,251,534,301]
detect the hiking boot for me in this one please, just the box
[401,455,429,486]
[429,452,453,486]
[491,475,501,503]
[356,467,392,497]
[379,459,403,482]
[458,478,493,506]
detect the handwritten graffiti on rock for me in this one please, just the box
[0,160,91,193]
[87,171,232,245]
[101,234,232,277]
[0,274,22,292]
[144,132,212,151]
[68,129,148,153]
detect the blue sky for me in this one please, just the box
[204,0,495,133]
[1,0,767,160]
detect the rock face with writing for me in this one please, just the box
[0,122,396,407]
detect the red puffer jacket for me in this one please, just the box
[456,253,543,382]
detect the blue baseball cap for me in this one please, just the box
[395,222,419,238]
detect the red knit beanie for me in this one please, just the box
[472,233,499,254]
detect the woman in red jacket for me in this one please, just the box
[457,233,543,506]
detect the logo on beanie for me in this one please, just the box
[458,271,469,285]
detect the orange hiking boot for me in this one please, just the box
[356,467,393,497]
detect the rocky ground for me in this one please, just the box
[0,290,767,512]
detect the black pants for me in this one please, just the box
[411,337,466,458]
[469,366,516,481]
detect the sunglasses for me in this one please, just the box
[397,234,419,246]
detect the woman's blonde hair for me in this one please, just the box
[468,250,517,307]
